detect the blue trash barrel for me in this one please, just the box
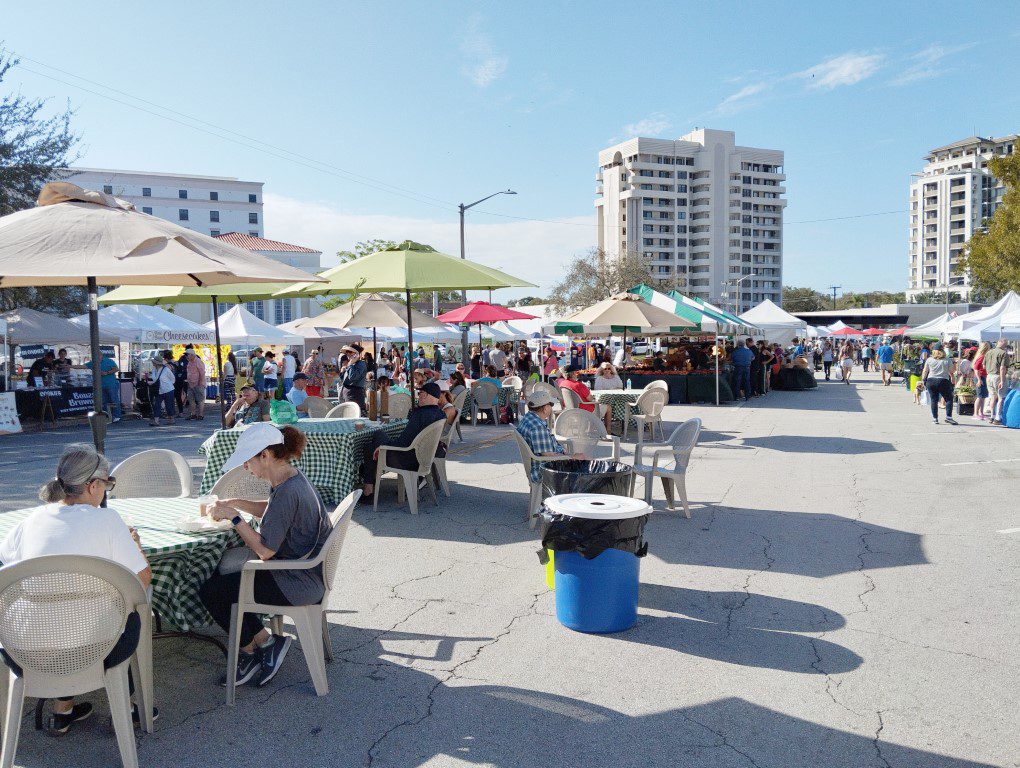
[545,494,650,633]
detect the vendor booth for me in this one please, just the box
[739,300,808,346]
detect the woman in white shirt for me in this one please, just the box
[148,355,177,426]
[262,352,279,395]
[0,444,152,734]
[593,362,623,391]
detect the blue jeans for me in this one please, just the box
[152,391,176,421]
[282,377,294,395]
[101,379,122,419]
[732,366,751,400]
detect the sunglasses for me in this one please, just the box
[91,475,117,491]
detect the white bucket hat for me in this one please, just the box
[221,422,284,473]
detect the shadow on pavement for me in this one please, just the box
[738,435,895,454]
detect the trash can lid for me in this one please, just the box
[544,494,650,520]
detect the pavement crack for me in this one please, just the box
[724,533,773,636]
[873,710,892,768]
[679,710,765,768]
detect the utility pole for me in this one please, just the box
[828,285,841,310]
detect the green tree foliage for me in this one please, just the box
[782,286,828,312]
[548,248,669,313]
[507,296,547,307]
[0,48,84,316]
[961,149,1020,296]
[910,290,962,305]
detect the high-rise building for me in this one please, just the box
[61,168,322,325]
[907,135,1016,302]
[596,129,786,314]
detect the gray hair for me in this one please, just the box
[735,339,746,348]
[39,443,111,503]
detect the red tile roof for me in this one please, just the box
[214,232,319,254]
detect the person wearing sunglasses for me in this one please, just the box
[0,443,152,735]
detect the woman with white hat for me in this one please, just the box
[199,423,333,689]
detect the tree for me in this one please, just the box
[782,286,828,312]
[507,296,546,307]
[961,149,1020,296]
[548,248,667,313]
[0,48,83,316]
[911,290,961,305]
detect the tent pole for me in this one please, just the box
[715,334,720,407]
[86,276,106,454]
[405,290,414,406]
[212,297,226,429]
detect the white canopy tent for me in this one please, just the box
[945,291,1020,337]
[994,308,1020,340]
[905,312,953,337]
[0,307,120,346]
[71,304,215,345]
[204,305,303,347]
[826,320,850,332]
[738,300,808,345]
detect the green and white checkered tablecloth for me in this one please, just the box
[591,389,642,427]
[461,387,520,420]
[0,497,235,632]
[199,418,406,504]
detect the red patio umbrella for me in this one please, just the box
[828,327,862,336]
[436,301,537,350]
[862,328,886,336]
[886,326,912,336]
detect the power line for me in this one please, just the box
[786,210,907,224]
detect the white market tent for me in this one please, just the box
[205,305,302,347]
[995,308,1020,340]
[946,291,1020,338]
[905,312,953,337]
[276,318,362,344]
[0,307,119,346]
[826,320,850,332]
[71,304,215,345]
[738,300,808,345]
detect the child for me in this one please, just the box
[913,380,925,405]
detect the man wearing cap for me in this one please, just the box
[285,373,311,416]
[359,381,447,503]
[339,344,368,413]
[517,390,584,482]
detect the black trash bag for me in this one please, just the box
[540,509,649,560]
[541,459,633,498]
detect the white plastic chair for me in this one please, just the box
[210,465,272,501]
[501,375,523,390]
[373,420,446,514]
[386,392,412,419]
[511,430,572,529]
[302,396,332,419]
[470,381,500,426]
[624,388,668,442]
[632,418,701,517]
[447,389,468,443]
[110,449,194,499]
[554,409,620,461]
[225,490,359,705]
[325,401,360,419]
[0,555,154,768]
[645,380,669,394]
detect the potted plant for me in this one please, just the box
[955,383,976,404]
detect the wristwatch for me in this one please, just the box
[231,515,243,527]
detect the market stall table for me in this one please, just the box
[14,385,96,421]
[0,497,233,632]
[200,418,406,503]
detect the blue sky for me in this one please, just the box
[3,1,1019,301]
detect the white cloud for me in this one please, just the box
[460,21,508,87]
[720,82,769,106]
[889,43,975,86]
[621,114,671,138]
[797,52,884,90]
[263,193,594,300]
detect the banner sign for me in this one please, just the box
[0,392,22,434]
[14,387,95,419]
[142,329,215,344]
[18,344,51,360]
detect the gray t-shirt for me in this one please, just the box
[923,356,953,381]
[259,472,332,605]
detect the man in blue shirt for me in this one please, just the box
[516,390,583,482]
[876,341,896,386]
[86,352,121,422]
[285,373,310,416]
[730,340,755,402]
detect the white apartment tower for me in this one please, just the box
[596,129,786,314]
[907,135,1016,302]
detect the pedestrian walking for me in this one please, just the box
[839,343,854,385]
[821,340,834,381]
[922,343,957,425]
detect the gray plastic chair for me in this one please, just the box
[624,388,668,442]
[511,431,573,529]
[325,401,360,419]
[225,490,359,705]
[632,418,701,517]
[110,449,194,499]
[210,465,272,501]
[470,381,500,425]
[302,396,333,419]
[0,555,154,768]
[373,419,446,514]
[386,392,413,419]
[554,408,620,461]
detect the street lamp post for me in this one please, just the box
[458,189,516,363]
[721,273,756,316]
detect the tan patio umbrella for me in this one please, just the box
[552,292,697,340]
[0,183,324,448]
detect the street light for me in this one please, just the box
[721,274,756,316]
[458,189,517,362]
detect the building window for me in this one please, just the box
[179,209,189,221]
[249,230,259,236]
[210,191,218,201]
[178,189,187,199]
[142,187,151,197]
[245,301,265,320]
[249,212,259,224]
[210,229,220,236]
[248,194,257,203]
[142,206,152,215]
[103,185,113,194]
[217,302,231,315]
[274,300,294,325]
[210,210,220,222]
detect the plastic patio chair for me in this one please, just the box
[302,396,333,419]
[0,555,154,768]
[623,388,668,442]
[470,381,500,426]
[210,465,272,501]
[373,419,446,514]
[225,490,360,706]
[501,375,523,391]
[325,401,361,419]
[110,449,194,499]
[511,430,573,529]
[631,418,702,517]
[645,380,668,394]
[386,392,412,419]
[554,408,620,461]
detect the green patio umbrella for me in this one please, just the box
[274,241,535,370]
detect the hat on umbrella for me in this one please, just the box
[221,423,284,473]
